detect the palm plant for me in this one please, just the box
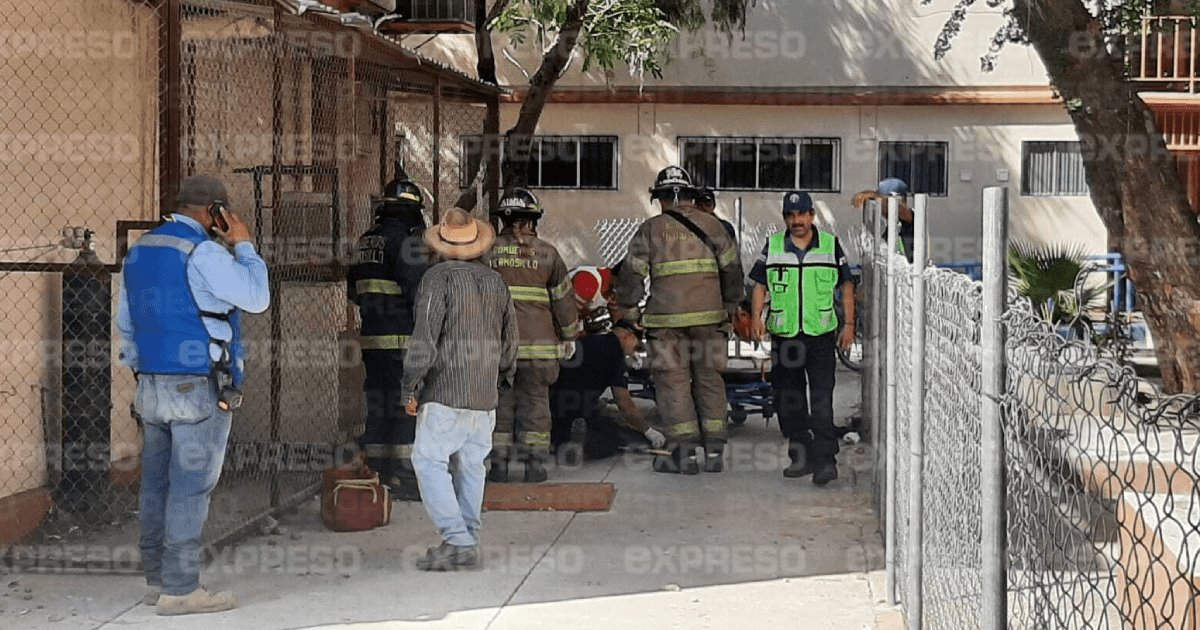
[1008,241,1111,338]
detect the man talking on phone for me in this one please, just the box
[117,174,270,615]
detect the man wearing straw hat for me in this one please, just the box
[401,208,518,571]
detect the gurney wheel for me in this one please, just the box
[730,407,748,425]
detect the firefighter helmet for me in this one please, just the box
[648,165,695,201]
[492,188,544,220]
[380,179,425,206]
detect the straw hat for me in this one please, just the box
[423,208,495,260]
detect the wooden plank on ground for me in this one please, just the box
[483,482,616,512]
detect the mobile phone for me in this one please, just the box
[208,201,230,234]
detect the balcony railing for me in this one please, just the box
[318,0,476,33]
[1132,15,1200,93]
[394,1,475,23]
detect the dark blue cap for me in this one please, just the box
[782,191,814,213]
[878,178,909,196]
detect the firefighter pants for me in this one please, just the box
[646,325,728,451]
[771,332,839,466]
[357,350,416,481]
[494,359,560,462]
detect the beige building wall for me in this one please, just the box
[493,102,1105,268]
[0,0,159,500]
[415,0,1107,267]
[420,0,1053,90]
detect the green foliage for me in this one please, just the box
[922,0,1200,72]
[1008,241,1110,333]
[490,0,753,80]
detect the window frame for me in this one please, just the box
[676,136,842,193]
[459,134,619,190]
[1020,140,1089,197]
[876,140,950,198]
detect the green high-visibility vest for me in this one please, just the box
[765,230,839,337]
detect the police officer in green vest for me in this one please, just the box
[748,191,856,486]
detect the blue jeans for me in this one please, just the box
[411,402,495,547]
[136,374,233,596]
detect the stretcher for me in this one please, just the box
[626,337,775,426]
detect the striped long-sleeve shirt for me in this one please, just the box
[400,259,518,411]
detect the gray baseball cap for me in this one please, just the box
[177,174,230,208]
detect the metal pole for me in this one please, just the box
[869,199,884,508]
[906,194,929,630]
[884,195,900,605]
[158,0,182,214]
[268,3,285,509]
[432,75,443,222]
[981,186,1009,630]
[735,195,744,252]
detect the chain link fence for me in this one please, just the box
[868,190,1200,629]
[0,0,491,570]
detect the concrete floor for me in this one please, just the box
[1,367,896,630]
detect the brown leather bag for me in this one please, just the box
[320,461,392,532]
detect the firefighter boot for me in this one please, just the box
[653,444,700,475]
[523,459,549,483]
[487,449,510,483]
[523,447,550,483]
[703,445,725,473]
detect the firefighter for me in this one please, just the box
[694,186,736,239]
[486,188,581,483]
[348,178,430,499]
[615,166,744,474]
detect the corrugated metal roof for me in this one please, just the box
[269,0,504,95]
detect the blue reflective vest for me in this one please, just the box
[124,221,245,386]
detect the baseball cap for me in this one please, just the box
[878,178,909,197]
[782,191,814,213]
[177,174,230,208]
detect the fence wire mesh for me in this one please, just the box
[1,0,489,569]
[0,0,161,567]
[867,217,1200,630]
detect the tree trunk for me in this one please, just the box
[452,0,502,212]
[500,0,591,190]
[1013,0,1200,392]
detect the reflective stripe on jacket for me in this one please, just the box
[615,205,744,329]
[486,232,580,358]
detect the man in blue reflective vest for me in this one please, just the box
[748,191,855,486]
[118,175,270,615]
[347,179,429,498]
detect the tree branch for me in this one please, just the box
[501,0,592,189]
[487,0,514,24]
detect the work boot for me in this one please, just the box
[156,588,238,616]
[415,542,482,572]
[812,463,839,486]
[487,459,509,483]
[523,459,548,483]
[653,446,699,475]
[703,447,725,473]
[783,442,812,478]
[142,585,161,606]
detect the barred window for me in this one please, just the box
[678,137,840,192]
[1021,141,1088,196]
[878,141,948,197]
[460,135,617,189]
